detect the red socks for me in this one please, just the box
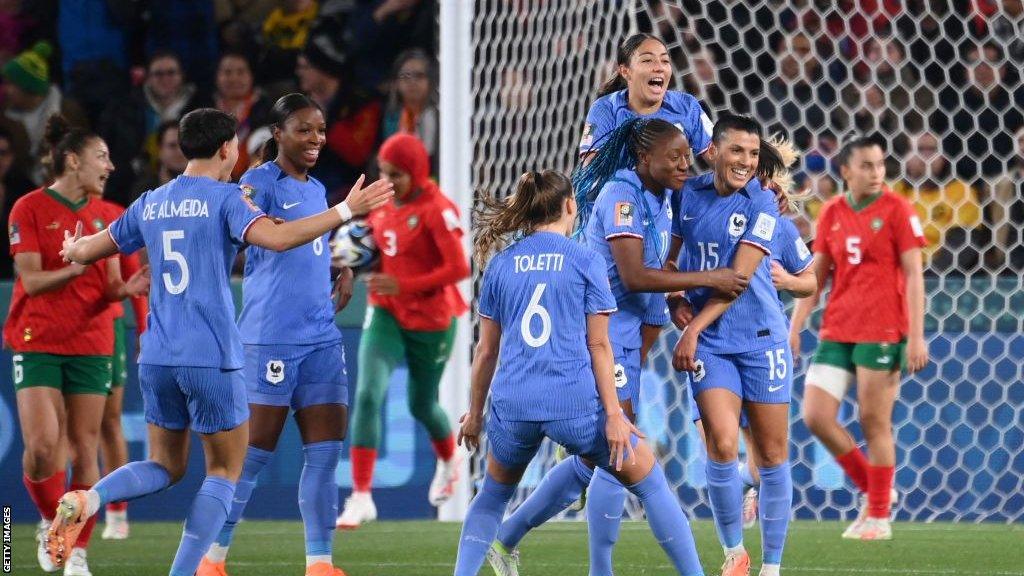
[351,447,378,493]
[106,501,128,513]
[70,483,97,548]
[835,447,870,493]
[23,471,66,521]
[430,434,456,462]
[867,465,895,519]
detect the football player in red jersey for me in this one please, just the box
[5,115,149,574]
[790,135,928,542]
[337,133,470,528]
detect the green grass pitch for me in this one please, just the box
[11,520,1024,575]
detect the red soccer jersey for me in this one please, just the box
[814,189,926,343]
[94,198,149,331]
[367,186,470,331]
[4,189,115,355]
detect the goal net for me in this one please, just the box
[467,0,1024,523]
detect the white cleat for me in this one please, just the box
[857,517,893,541]
[101,509,129,540]
[843,489,898,539]
[486,541,520,576]
[742,487,758,530]
[36,520,59,573]
[336,491,377,529]
[428,454,461,507]
[63,548,92,576]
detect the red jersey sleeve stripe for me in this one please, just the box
[606,232,644,240]
[107,227,122,250]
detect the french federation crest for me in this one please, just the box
[265,360,285,385]
[613,363,627,388]
[728,212,747,237]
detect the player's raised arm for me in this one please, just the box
[244,175,393,252]
[61,221,120,265]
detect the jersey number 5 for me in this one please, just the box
[162,230,190,295]
[521,283,551,348]
[846,236,862,265]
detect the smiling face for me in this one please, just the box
[639,130,691,191]
[709,129,761,192]
[70,137,115,196]
[621,38,671,107]
[276,107,326,171]
[216,55,254,100]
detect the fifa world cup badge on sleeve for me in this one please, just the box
[265,360,285,384]
[615,202,634,227]
[753,213,777,241]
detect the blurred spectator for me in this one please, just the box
[57,0,130,120]
[256,0,318,94]
[298,41,381,201]
[0,125,33,278]
[1,41,87,183]
[214,0,276,29]
[129,120,186,202]
[893,130,984,272]
[989,125,1024,270]
[0,0,31,63]
[969,0,1024,62]
[756,32,838,149]
[145,0,219,87]
[680,46,728,112]
[381,49,437,174]
[213,51,271,180]
[97,51,211,207]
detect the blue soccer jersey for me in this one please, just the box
[579,89,713,157]
[109,175,266,369]
[237,162,340,346]
[672,173,788,354]
[584,168,672,351]
[773,217,813,276]
[478,231,617,421]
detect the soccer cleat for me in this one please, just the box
[46,491,91,568]
[857,517,893,541]
[62,548,92,576]
[305,561,347,576]
[36,520,59,573]
[486,541,520,576]
[720,549,751,576]
[742,487,759,530]
[336,492,377,529]
[197,557,230,576]
[101,509,129,540]
[844,489,898,539]
[428,454,461,507]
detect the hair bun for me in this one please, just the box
[43,113,71,147]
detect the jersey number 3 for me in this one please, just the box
[162,230,190,295]
[521,283,551,348]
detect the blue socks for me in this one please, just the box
[454,473,518,576]
[706,458,744,549]
[496,456,593,550]
[758,463,792,565]
[586,468,627,576]
[214,446,273,548]
[93,460,171,506]
[170,476,236,576]
[300,441,343,559]
[626,465,704,576]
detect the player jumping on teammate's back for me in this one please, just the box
[455,170,704,576]
[196,94,356,576]
[669,114,797,576]
[337,133,470,529]
[490,118,748,576]
[790,135,928,541]
[50,108,392,576]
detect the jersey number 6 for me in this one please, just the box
[162,230,190,295]
[521,283,552,348]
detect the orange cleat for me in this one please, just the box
[197,557,230,576]
[720,549,751,576]
[45,491,91,568]
[305,561,347,576]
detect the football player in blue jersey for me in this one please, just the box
[490,118,749,576]
[196,94,352,576]
[51,108,392,576]
[455,170,704,576]
[668,114,797,576]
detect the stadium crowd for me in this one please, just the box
[0,0,437,277]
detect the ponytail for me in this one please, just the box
[473,170,572,267]
[42,114,98,178]
[757,134,806,205]
[596,33,666,97]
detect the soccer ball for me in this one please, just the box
[330,219,379,275]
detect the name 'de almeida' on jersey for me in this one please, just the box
[142,198,211,221]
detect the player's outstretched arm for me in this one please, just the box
[61,222,121,266]
[901,247,929,373]
[246,176,394,252]
[14,251,88,296]
[608,237,749,297]
[458,317,501,452]
[587,313,643,470]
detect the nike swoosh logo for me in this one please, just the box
[768,385,784,392]
[282,201,302,209]
[877,356,891,363]
[682,215,697,221]
[603,513,622,519]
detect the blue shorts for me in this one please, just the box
[613,345,641,408]
[244,342,348,411]
[687,389,750,428]
[139,365,249,434]
[690,342,793,405]
[487,406,629,470]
